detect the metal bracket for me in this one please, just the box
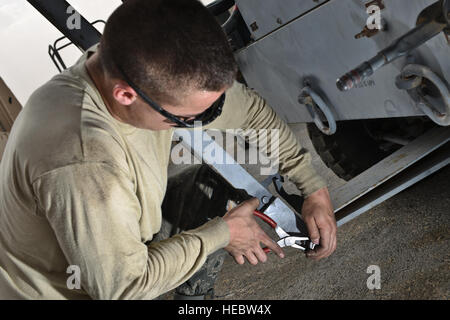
[333,126,450,225]
[396,64,450,126]
[299,85,337,135]
[174,129,309,236]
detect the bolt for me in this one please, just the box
[276,18,282,25]
[261,196,270,204]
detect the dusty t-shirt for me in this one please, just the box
[0,46,326,299]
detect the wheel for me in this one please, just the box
[307,117,434,181]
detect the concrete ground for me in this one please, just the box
[213,163,450,300]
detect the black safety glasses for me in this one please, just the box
[116,65,225,128]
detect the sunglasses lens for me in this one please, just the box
[181,93,225,126]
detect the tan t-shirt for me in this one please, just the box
[0,46,325,299]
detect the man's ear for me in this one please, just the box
[112,82,137,106]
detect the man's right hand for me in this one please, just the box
[223,198,285,265]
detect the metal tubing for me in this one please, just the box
[337,19,446,92]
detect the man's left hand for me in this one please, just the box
[301,187,337,260]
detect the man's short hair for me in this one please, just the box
[99,0,238,105]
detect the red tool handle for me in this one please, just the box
[253,210,277,253]
[253,210,277,228]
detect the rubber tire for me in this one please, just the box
[307,121,392,181]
